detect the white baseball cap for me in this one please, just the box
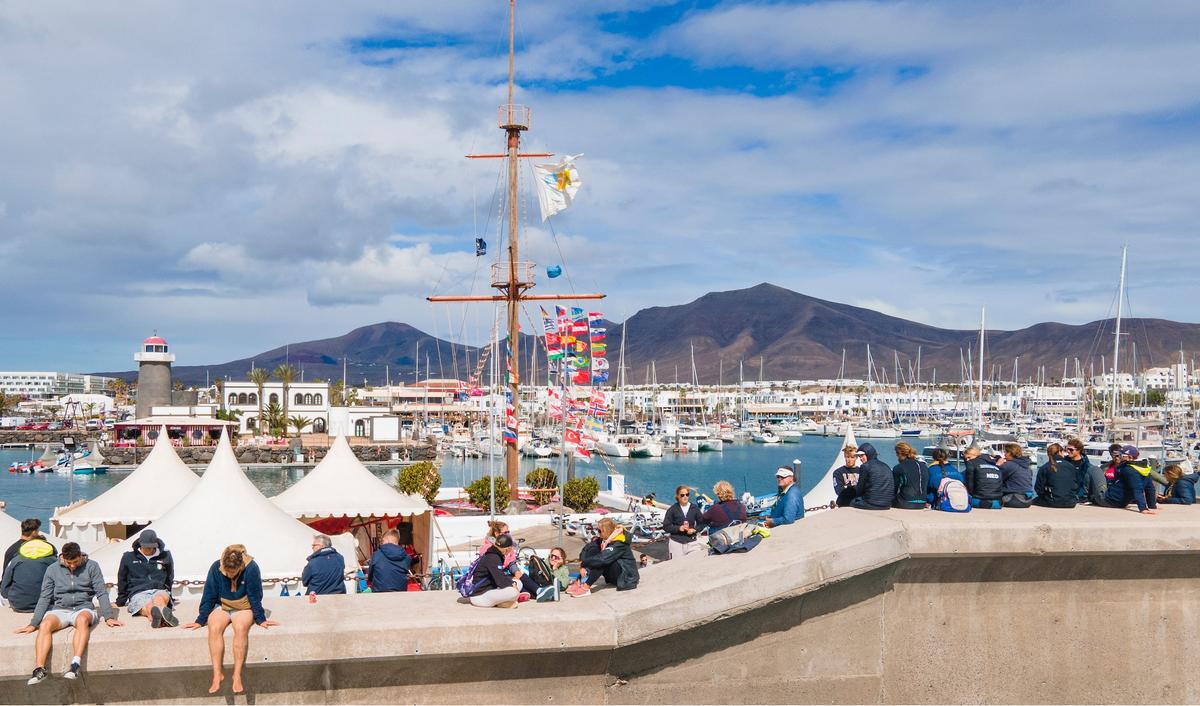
[775,467,794,479]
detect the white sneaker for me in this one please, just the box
[64,663,81,680]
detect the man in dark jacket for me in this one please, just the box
[963,447,1004,509]
[0,537,56,612]
[302,535,347,595]
[1095,446,1157,514]
[850,443,894,510]
[1033,445,1078,508]
[367,529,411,592]
[1064,439,1102,503]
[116,529,177,628]
[4,519,56,575]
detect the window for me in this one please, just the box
[294,393,304,405]
[313,418,326,433]
[248,393,257,404]
[228,393,237,405]
[354,420,365,437]
[303,393,314,405]
[269,393,278,404]
[237,393,248,405]
[314,394,323,406]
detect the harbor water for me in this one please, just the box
[0,436,930,525]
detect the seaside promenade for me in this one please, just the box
[2,504,1197,704]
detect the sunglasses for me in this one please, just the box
[677,492,690,497]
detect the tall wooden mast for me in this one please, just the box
[429,0,603,509]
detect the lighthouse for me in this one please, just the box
[134,334,174,419]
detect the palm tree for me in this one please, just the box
[215,378,226,412]
[264,402,285,437]
[272,363,298,434]
[248,367,269,435]
[329,379,345,407]
[345,387,359,406]
[83,402,97,420]
[106,378,128,405]
[288,415,312,436]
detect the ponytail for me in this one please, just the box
[1046,443,1063,473]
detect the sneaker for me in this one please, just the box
[160,605,179,628]
[150,606,164,628]
[27,667,47,686]
[64,663,81,680]
[566,583,591,598]
[517,592,531,603]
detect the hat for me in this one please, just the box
[137,529,164,550]
[775,467,794,479]
[1120,445,1139,459]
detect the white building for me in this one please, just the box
[0,372,115,400]
[223,381,331,434]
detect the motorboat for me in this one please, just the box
[521,439,556,458]
[751,431,782,444]
[595,433,631,458]
[617,433,662,458]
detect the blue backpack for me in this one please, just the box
[456,554,489,598]
[937,477,971,513]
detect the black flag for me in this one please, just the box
[475,238,487,256]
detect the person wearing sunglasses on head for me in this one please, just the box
[663,485,703,560]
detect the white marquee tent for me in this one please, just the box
[0,508,21,545]
[802,423,858,513]
[93,430,356,596]
[271,435,433,566]
[52,426,199,546]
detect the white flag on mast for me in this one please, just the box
[532,154,582,221]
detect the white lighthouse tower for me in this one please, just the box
[134,334,175,419]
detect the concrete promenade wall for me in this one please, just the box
[3,506,1199,704]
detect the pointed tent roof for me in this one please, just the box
[802,423,858,512]
[55,426,199,527]
[272,435,430,518]
[1,509,20,542]
[93,430,355,583]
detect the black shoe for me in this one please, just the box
[160,604,179,628]
[64,663,81,680]
[27,667,47,685]
[151,606,164,628]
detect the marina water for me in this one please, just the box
[0,436,928,524]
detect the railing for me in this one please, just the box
[491,261,535,289]
[498,104,530,130]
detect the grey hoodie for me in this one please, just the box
[30,557,115,627]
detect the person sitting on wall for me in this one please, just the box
[1093,446,1157,515]
[698,481,747,531]
[1159,464,1198,505]
[14,542,122,685]
[765,466,804,527]
[367,529,411,593]
[832,445,861,507]
[568,518,639,597]
[998,444,1034,508]
[1,537,56,613]
[301,534,346,595]
[1032,443,1079,508]
[926,448,964,506]
[892,442,929,510]
[467,533,521,608]
[963,446,1003,509]
[115,529,178,627]
[850,443,894,511]
[4,519,56,575]
[1064,439,1103,504]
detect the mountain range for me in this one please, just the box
[96,283,1200,386]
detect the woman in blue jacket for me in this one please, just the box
[183,545,277,695]
[1159,465,1198,505]
[926,448,964,506]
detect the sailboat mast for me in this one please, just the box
[1111,245,1127,420]
[501,0,524,497]
[978,308,986,430]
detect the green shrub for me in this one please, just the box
[396,460,441,505]
[466,475,511,511]
[563,476,600,513]
[525,467,559,505]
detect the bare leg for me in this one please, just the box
[34,615,61,669]
[230,610,254,694]
[206,611,231,693]
[71,614,92,661]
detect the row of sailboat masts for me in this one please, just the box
[426,0,603,505]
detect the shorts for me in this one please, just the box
[127,589,170,616]
[45,608,98,630]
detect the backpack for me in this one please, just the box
[455,554,489,598]
[707,523,762,555]
[937,477,971,513]
[527,554,553,588]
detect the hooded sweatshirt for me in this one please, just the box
[853,443,895,509]
[302,546,347,595]
[367,542,411,593]
[1104,462,1156,512]
[116,539,174,606]
[1161,474,1199,505]
[0,539,57,612]
[1000,456,1034,495]
[892,457,929,509]
[926,462,965,506]
[195,552,266,626]
[29,555,115,628]
[579,532,640,591]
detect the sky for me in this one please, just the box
[2,0,1198,373]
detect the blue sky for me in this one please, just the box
[1,0,1199,372]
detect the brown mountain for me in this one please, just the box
[98,283,1200,386]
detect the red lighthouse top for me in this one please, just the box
[143,335,167,346]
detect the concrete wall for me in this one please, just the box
[4,506,1200,704]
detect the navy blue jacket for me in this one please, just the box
[196,560,266,626]
[1000,457,1033,495]
[1034,457,1079,508]
[853,443,895,509]
[833,465,860,496]
[302,547,347,595]
[1161,474,1199,505]
[663,502,703,544]
[927,462,964,506]
[116,542,174,607]
[1104,464,1157,512]
[368,543,411,592]
[1070,454,1094,501]
[892,458,929,509]
[964,457,1004,501]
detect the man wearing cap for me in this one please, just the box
[115,529,178,627]
[1095,445,1157,515]
[765,465,804,528]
